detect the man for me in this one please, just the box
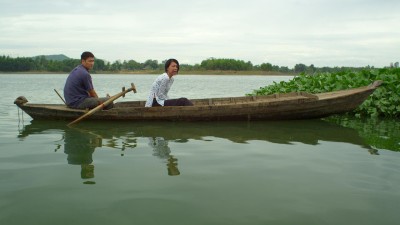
[64,51,113,109]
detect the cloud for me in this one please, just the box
[1,0,399,67]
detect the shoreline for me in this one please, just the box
[0,70,296,76]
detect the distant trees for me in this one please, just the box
[0,55,155,73]
[142,59,159,70]
[200,58,253,71]
[0,55,381,74]
[123,60,142,70]
[0,56,35,71]
[294,63,307,73]
[260,63,273,71]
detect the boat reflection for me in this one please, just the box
[18,119,380,182]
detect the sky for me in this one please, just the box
[1,0,399,68]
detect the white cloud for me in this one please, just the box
[1,0,399,67]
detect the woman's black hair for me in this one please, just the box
[164,59,179,72]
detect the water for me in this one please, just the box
[1,74,400,225]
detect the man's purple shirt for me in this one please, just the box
[63,65,94,108]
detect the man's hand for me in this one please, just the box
[88,89,98,98]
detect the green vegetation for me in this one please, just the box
[325,116,400,152]
[200,58,253,71]
[0,55,381,74]
[249,68,400,118]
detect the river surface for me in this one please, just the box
[1,74,399,225]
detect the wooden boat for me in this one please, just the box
[14,81,382,122]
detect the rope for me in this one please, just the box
[17,107,25,131]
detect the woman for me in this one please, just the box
[145,59,193,107]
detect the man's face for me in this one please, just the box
[82,57,95,70]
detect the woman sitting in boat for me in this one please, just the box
[145,59,193,107]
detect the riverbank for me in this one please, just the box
[1,70,295,76]
[116,70,294,75]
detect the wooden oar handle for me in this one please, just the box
[54,89,66,105]
[131,83,137,93]
[67,83,137,126]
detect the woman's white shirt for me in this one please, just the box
[145,73,174,107]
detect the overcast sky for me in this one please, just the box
[1,0,399,68]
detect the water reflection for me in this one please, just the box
[148,137,180,176]
[18,122,182,181]
[18,119,385,182]
[64,128,100,184]
[325,116,400,152]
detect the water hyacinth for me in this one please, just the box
[248,68,400,118]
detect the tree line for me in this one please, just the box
[0,55,378,74]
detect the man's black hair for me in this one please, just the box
[81,51,95,60]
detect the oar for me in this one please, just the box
[68,83,137,126]
[54,89,67,105]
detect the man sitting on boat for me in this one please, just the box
[63,51,113,110]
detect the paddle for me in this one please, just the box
[54,89,66,105]
[67,83,137,126]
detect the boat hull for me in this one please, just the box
[15,81,382,122]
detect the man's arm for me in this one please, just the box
[88,89,98,98]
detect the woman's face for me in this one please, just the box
[166,61,179,77]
